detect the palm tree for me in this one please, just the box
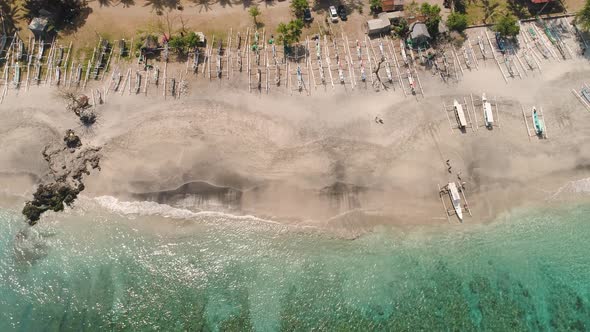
[480,0,500,24]
[249,5,260,26]
[0,0,22,35]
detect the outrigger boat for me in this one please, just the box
[447,182,463,221]
[407,69,415,94]
[482,93,494,128]
[318,60,325,84]
[37,40,44,61]
[338,58,344,84]
[532,107,544,136]
[16,39,23,60]
[34,63,41,83]
[55,66,61,85]
[316,40,321,60]
[153,67,159,85]
[192,50,198,73]
[360,61,366,82]
[296,66,303,90]
[13,63,21,88]
[581,86,590,104]
[75,64,83,85]
[495,32,506,54]
[400,40,408,64]
[0,34,7,54]
[256,68,261,90]
[170,78,176,96]
[478,36,486,58]
[113,71,122,91]
[356,40,362,60]
[385,64,393,83]
[134,71,141,94]
[463,48,471,68]
[453,99,467,129]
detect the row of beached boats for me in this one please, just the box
[451,93,495,129]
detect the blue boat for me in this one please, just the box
[495,33,506,54]
[532,107,544,136]
[581,87,590,104]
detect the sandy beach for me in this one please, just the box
[1,50,589,237]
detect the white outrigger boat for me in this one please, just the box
[438,181,470,222]
[407,69,415,94]
[572,83,590,111]
[447,182,463,221]
[453,99,467,129]
[316,40,321,60]
[400,40,408,64]
[478,36,486,59]
[37,40,44,61]
[55,66,61,85]
[482,93,494,128]
[360,61,366,82]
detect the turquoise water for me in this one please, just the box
[0,201,589,331]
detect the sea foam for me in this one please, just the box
[551,177,590,199]
[93,195,282,225]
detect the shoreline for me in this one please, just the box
[1,171,589,239]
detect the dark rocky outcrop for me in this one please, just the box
[22,183,83,225]
[63,129,82,150]
[22,133,101,225]
[79,108,97,126]
[63,93,96,126]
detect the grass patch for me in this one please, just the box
[464,0,537,26]
[75,45,96,62]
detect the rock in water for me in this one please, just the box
[22,183,82,225]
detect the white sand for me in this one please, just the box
[1,58,590,236]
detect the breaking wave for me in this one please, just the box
[93,195,283,226]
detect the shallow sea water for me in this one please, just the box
[0,199,589,331]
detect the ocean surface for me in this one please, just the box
[0,197,589,331]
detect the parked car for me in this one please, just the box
[329,6,339,23]
[337,5,347,21]
[304,8,313,22]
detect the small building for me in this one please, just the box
[366,18,391,35]
[28,17,50,36]
[381,0,405,12]
[194,32,206,47]
[378,11,404,25]
[140,35,160,56]
[409,22,431,48]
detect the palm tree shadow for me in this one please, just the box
[0,1,22,34]
[98,0,113,7]
[118,0,136,8]
[219,0,234,8]
[189,0,215,12]
[143,0,180,12]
